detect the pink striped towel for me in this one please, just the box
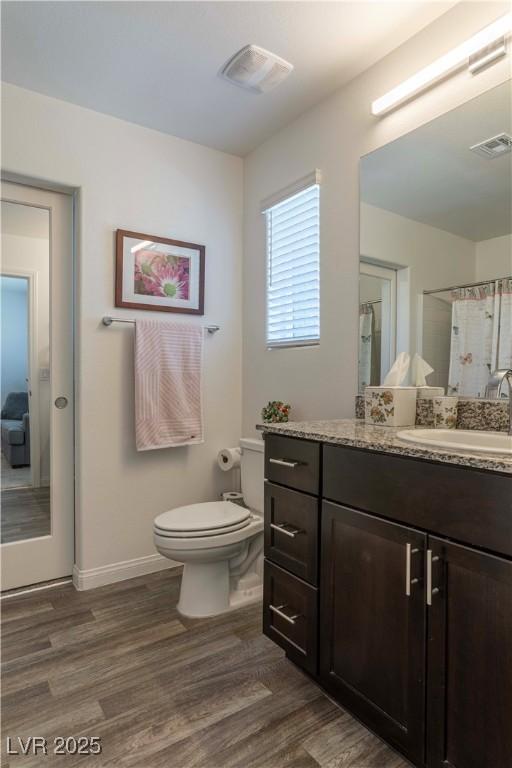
[135,320,204,450]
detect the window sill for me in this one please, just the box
[266,340,320,350]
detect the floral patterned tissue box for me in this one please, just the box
[433,396,458,429]
[365,387,417,427]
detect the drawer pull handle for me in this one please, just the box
[426,549,441,606]
[269,458,300,469]
[269,603,301,625]
[270,522,303,538]
[405,543,421,596]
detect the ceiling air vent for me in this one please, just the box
[470,133,512,159]
[220,44,293,94]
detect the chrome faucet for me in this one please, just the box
[486,369,512,435]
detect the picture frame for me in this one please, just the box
[115,229,205,315]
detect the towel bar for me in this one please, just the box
[102,316,220,334]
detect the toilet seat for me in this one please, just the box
[155,519,250,538]
[154,501,251,538]
[154,514,263,552]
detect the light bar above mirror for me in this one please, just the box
[371,13,512,116]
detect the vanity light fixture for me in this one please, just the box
[371,12,512,116]
[468,40,507,74]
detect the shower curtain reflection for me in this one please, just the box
[448,278,512,397]
[358,302,382,390]
[359,304,374,390]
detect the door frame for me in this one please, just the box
[359,259,398,384]
[0,268,41,487]
[1,181,75,589]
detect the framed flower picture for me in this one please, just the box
[115,229,205,315]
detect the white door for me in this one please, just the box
[359,261,397,388]
[1,181,74,590]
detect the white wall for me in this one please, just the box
[1,233,51,484]
[361,202,476,360]
[243,1,511,433]
[475,234,512,282]
[1,84,243,573]
[1,276,28,405]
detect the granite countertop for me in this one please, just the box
[258,419,512,475]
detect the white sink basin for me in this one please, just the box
[397,429,512,456]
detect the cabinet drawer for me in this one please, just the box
[323,444,512,558]
[263,560,318,674]
[264,482,319,585]
[265,435,320,495]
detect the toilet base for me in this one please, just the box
[228,580,263,613]
[176,561,262,619]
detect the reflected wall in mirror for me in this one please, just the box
[1,201,51,543]
[359,81,512,397]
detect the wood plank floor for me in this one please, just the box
[1,570,409,767]
[1,486,51,543]
[1,452,31,490]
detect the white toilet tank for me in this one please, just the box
[240,437,264,514]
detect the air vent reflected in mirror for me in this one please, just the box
[470,133,512,158]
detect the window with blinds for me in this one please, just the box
[265,182,320,348]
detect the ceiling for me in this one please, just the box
[1,1,456,156]
[361,82,512,242]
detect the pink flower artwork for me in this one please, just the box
[134,249,190,300]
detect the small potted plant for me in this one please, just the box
[261,401,291,423]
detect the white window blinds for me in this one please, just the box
[265,179,320,348]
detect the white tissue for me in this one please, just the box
[222,491,244,505]
[217,447,241,471]
[411,354,434,387]
[383,352,410,386]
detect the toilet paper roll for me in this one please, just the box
[222,491,245,506]
[217,447,241,471]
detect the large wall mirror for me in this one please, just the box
[1,200,50,543]
[359,81,512,397]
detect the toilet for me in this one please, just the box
[153,438,264,618]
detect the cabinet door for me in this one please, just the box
[427,538,512,768]
[320,502,427,765]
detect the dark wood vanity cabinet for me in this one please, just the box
[427,538,512,768]
[263,434,512,768]
[320,502,427,765]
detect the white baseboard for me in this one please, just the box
[72,553,180,591]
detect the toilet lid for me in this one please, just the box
[154,518,252,539]
[154,501,251,535]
